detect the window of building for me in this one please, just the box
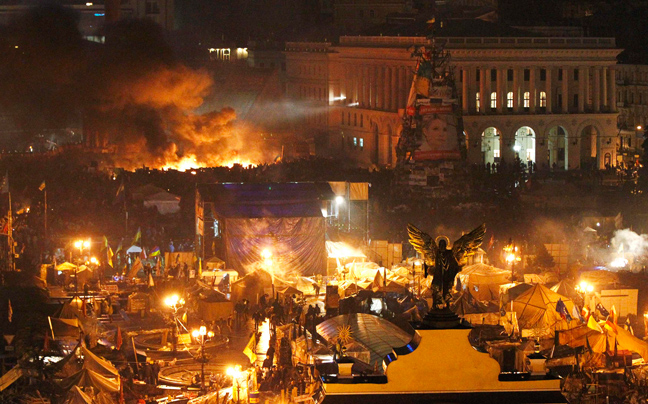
[359,10,364,17]
[354,114,357,126]
[342,112,345,125]
[524,92,530,108]
[459,70,463,81]
[490,92,497,109]
[476,69,480,82]
[574,69,579,81]
[558,94,562,106]
[359,138,364,150]
[507,92,513,109]
[558,69,563,81]
[491,69,497,82]
[540,69,546,81]
[348,112,350,124]
[353,137,358,147]
[573,94,579,107]
[476,93,480,112]
[507,69,513,81]
[214,220,220,237]
[370,9,375,17]
[524,69,530,81]
[540,91,547,107]
[360,114,363,127]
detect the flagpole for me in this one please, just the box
[44,187,47,235]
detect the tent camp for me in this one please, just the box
[231,269,285,302]
[511,284,580,333]
[457,263,511,301]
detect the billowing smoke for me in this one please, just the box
[609,229,648,269]
[0,7,274,169]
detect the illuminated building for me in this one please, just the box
[283,27,622,169]
[615,64,648,166]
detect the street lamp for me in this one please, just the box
[192,325,214,394]
[576,281,594,310]
[72,239,91,295]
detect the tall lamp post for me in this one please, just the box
[192,325,214,394]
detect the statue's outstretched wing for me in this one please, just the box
[451,223,487,264]
[407,223,438,265]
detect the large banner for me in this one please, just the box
[413,112,461,161]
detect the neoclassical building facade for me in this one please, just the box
[284,35,622,169]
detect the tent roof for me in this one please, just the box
[560,324,648,360]
[64,386,93,404]
[512,284,578,331]
[56,262,78,271]
[59,368,119,393]
[451,290,493,315]
[459,263,511,285]
[198,182,334,218]
[132,184,166,199]
[316,313,414,366]
[550,280,579,300]
[81,346,119,378]
[277,285,303,295]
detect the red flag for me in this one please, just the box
[140,248,147,260]
[610,305,618,325]
[116,326,123,350]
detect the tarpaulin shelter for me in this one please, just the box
[56,262,78,271]
[277,285,303,297]
[48,316,82,339]
[125,245,142,254]
[560,324,648,361]
[197,183,333,275]
[60,368,119,393]
[451,290,500,325]
[501,283,534,305]
[80,346,119,378]
[143,191,181,215]
[511,284,579,332]
[64,386,93,404]
[231,269,285,302]
[457,263,511,301]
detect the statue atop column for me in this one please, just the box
[408,223,486,309]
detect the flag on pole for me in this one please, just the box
[596,303,610,317]
[555,299,572,322]
[610,305,618,324]
[148,272,155,288]
[115,241,123,254]
[114,180,125,205]
[107,247,114,268]
[7,299,12,323]
[39,181,46,191]
[132,228,141,245]
[582,306,590,320]
[587,315,603,333]
[243,332,257,364]
[605,319,618,334]
[103,236,109,249]
[572,305,584,322]
[150,246,160,257]
[140,248,147,260]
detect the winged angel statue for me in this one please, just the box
[408,223,486,309]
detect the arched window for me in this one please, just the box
[540,92,547,108]
[507,92,513,109]
[476,93,481,112]
[490,92,497,109]
[524,92,530,108]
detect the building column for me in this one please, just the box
[497,68,505,113]
[480,67,487,113]
[583,67,590,112]
[562,66,569,113]
[578,66,586,113]
[546,67,552,113]
[462,67,469,114]
[601,66,608,111]
[378,66,385,109]
[390,66,398,111]
[529,67,536,114]
[593,67,601,112]
[513,67,520,113]
[608,66,616,112]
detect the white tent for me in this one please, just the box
[458,263,511,301]
[143,191,181,215]
[126,245,142,254]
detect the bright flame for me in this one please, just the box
[160,154,258,172]
[505,253,516,263]
[610,257,628,268]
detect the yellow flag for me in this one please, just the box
[587,315,603,333]
[243,333,257,364]
[107,247,114,268]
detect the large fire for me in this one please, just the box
[160,155,257,172]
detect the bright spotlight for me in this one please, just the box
[335,195,345,205]
[513,145,521,152]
